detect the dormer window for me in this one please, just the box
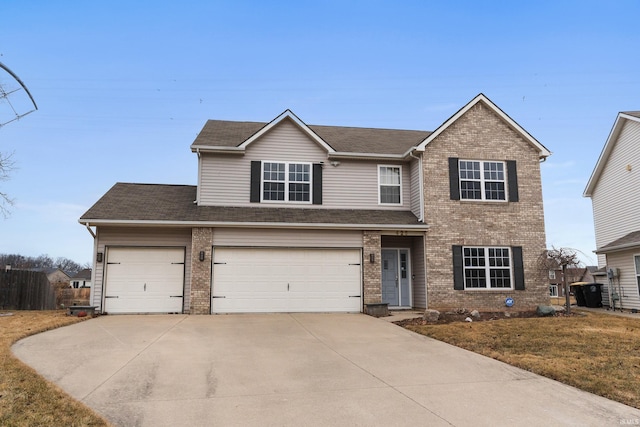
[262,161,311,203]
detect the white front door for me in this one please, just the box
[211,247,362,313]
[381,249,411,308]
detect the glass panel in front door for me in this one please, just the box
[400,250,410,306]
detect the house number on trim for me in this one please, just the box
[396,231,408,236]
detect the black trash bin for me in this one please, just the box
[583,283,603,308]
[570,283,587,307]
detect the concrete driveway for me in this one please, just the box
[12,313,640,426]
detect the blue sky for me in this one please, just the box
[1,1,638,266]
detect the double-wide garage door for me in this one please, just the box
[212,248,362,313]
[104,247,185,314]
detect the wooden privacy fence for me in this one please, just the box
[59,288,91,307]
[0,269,56,310]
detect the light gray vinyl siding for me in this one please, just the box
[604,249,640,311]
[198,119,412,210]
[412,236,427,308]
[409,156,422,219]
[591,120,640,264]
[212,228,363,248]
[92,227,192,311]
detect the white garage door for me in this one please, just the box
[104,247,185,314]
[212,248,362,313]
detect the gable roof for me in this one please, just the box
[191,110,431,158]
[79,183,427,230]
[72,268,92,280]
[416,93,551,159]
[584,111,640,197]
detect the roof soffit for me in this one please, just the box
[584,112,640,197]
[416,93,551,159]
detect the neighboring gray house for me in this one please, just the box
[584,111,640,311]
[70,268,92,289]
[80,94,551,315]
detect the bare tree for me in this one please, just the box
[537,247,583,314]
[0,151,15,218]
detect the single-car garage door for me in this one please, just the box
[104,247,185,314]
[212,248,362,313]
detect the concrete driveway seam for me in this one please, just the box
[80,315,188,403]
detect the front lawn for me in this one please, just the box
[0,310,110,426]
[403,311,640,409]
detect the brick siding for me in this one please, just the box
[423,102,549,311]
[190,227,213,314]
[363,231,382,305]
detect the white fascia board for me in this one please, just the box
[80,219,429,231]
[416,94,552,159]
[584,113,640,197]
[190,145,245,154]
[237,109,336,153]
[329,147,418,161]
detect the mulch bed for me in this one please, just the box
[394,308,579,326]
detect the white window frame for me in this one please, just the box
[378,165,402,205]
[261,161,312,204]
[462,246,514,290]
[549,284,558,297]
[459,160,507,202]
[549,270,556,280]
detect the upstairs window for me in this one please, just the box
[251,161,322,205]
[449,158,519,202]
[262,162,311,203]
[378,165,402,205]
[459,160,506,201]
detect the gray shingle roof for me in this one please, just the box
[596,230,640,253]
[80,183,424,228]
[191,119,431,155]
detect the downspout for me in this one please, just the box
[195,148,201,205]
[409,149,424,223]
[84,223,97,310]
[84,223,96,238]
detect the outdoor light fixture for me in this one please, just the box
[370,253,375,263]
[199,251,205,262]
[96,252,103,263]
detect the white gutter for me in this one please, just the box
[80,219,429,232]
[409,150,425,222]
[190,145,245,154]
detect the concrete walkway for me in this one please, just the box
[12,313,640,427]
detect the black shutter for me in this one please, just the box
[507,160,519,202]
[312,163,322,205]
[452,245,464,290]
[250,161,261,203]
[449,157,460,200]
[512,246,525,290]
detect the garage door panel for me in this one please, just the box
[212,248,361,313]
[104,248,185,314]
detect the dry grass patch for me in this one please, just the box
[0,310,110,426]
[403,311,640,409]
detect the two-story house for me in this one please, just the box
[584,111,640,311]
[80,94,551,315]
